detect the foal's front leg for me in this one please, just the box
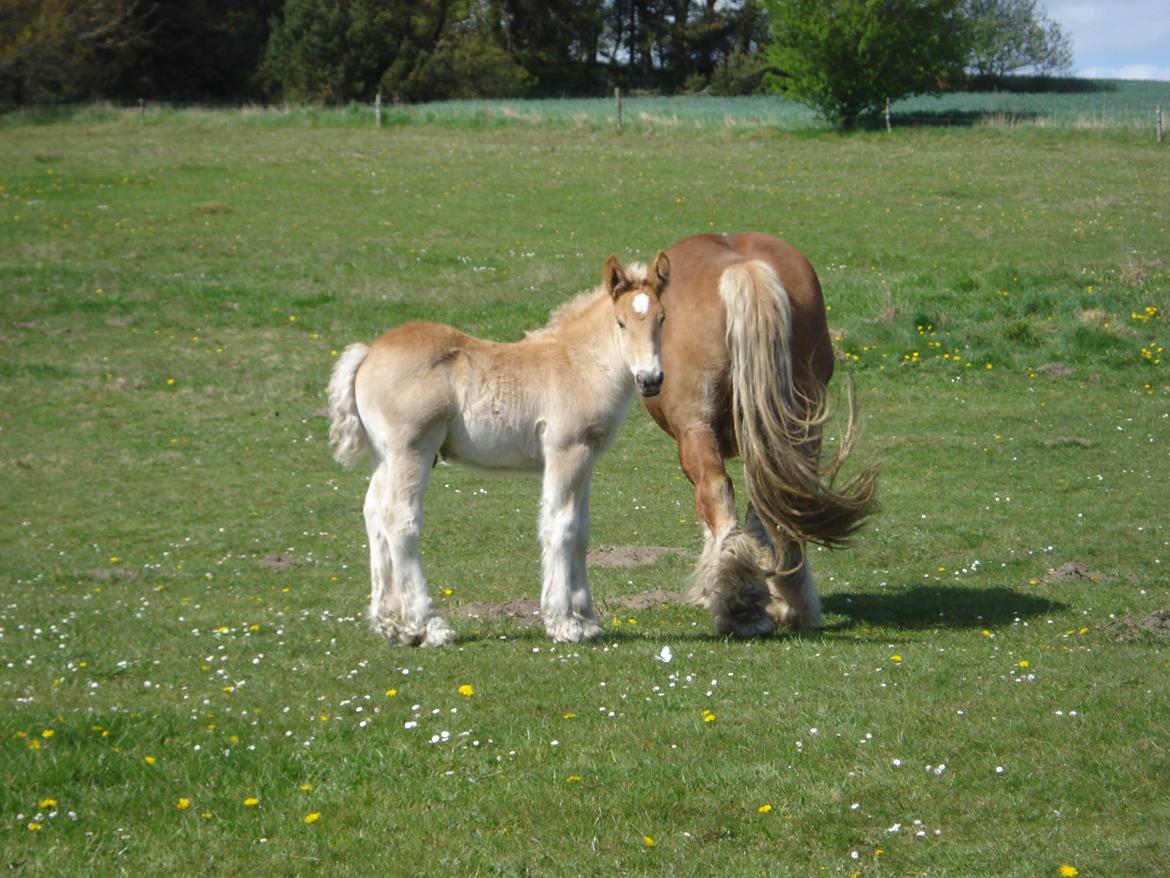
[539,444,603,643]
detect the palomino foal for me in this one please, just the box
[328,253,669,646]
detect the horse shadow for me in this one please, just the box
[821,584,1067,632]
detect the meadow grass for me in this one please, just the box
[1,110,1168,876]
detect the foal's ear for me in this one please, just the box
[603,254,628,299]
[647,250,670,294]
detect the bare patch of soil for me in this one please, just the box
[1108,610,1170,641]
[1042,562,1104,584]
[1038,362,1072,377]
[601,589,688,610]
[586,546,685,567]
[260,554,300,572]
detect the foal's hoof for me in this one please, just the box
[420,617,456,648]
[373,615,456,647]
[545,615,605,644]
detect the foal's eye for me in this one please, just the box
[617,319,627,330]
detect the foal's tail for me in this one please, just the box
[719,261,878,550]
[327,343,372,469]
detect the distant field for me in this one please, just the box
[6,79,1169,134]
[1,110,1168,876]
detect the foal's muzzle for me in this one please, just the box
[636,372,663,397]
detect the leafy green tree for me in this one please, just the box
[964,0,1073,78]
[1,0,148,106]
[762,0,971,127]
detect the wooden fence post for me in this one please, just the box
[138,98,145,126]
[1158,105,1164,144]
[615,86,622,131]
[375,90,382,128]
[884,97,891,132]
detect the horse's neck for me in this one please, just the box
[537,293,631,403]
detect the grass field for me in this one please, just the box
[1,104,1168,876]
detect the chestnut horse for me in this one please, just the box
[328,253,669,646]
[641,232,877,637]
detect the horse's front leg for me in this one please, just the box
[539,444,603,643]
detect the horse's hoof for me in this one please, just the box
[767,598,823,630]
[714,611,775,639]
[420,617,456,647]
[546,615,604,644]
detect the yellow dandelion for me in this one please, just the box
[642,835,656,847]
[28,740,42,750]
[757,804,773,814]
[1019,660,1029,669]
[300,784,313,792]
[41,729,54,739]
[304,812,321,824]
[39,798,58,809]
[177,798,191,811]
[566,775,582,783]
[702,710,716,723]
[1059,867,1078,877]
[28,822,43,831]
[143,755,157,765]
[458,684,475,697]
[891,655,903,663]
[243,797,259,807]
[385,689,398,697]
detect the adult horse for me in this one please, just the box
[641,232,878,637]
[328,252,669,646]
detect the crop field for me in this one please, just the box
[1,105,1168,876]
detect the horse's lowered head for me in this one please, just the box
[604,250,669,397]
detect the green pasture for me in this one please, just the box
[1,106,1167,876]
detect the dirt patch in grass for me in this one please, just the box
[1108,610,1170,641]
[586,546,685,567]
[260,554,301,572]
[1043,562,1105,583]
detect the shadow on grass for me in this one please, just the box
[822,584,1067,631]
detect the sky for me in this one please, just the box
[1044,0,1170,79]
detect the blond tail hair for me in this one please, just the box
[327,342,371,468]
[719,261,877,550]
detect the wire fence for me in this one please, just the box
[4,84,1168,138]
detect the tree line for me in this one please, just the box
[2,0,1073,124]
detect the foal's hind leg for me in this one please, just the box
[365,447,454,647]
[678,429,774,638]
[746,506,824,630]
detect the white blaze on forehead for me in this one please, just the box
[632,293,650,316]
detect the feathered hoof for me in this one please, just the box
[767,597,824,631]
[545,614,605,644]
[713,605,776,639]
[373,615,456,647]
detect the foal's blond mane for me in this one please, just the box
[528,262,649,339]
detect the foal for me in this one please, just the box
[328,253,669,646]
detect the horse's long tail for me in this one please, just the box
[719,261,878,550]
[327,343,371,468]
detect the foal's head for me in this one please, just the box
[604,251,669,397]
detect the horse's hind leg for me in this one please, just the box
[678,429,774,638]
[746,506,824,630]
[364,445,454,647]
